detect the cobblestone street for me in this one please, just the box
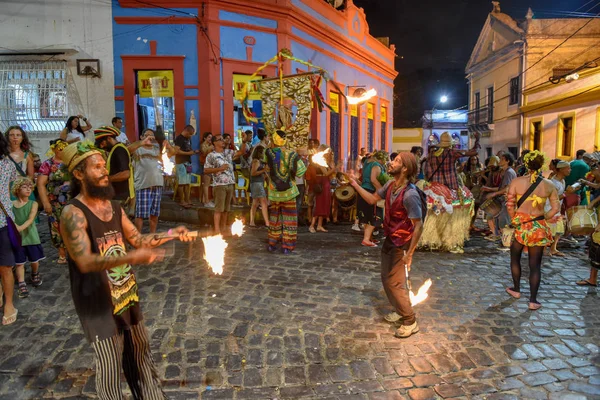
[0,216,598,400]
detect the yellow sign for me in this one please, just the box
[330,92,340,114]
[234,74,262,101]
[138,70,174,98]
[367,103,374,120]
[350,104,358,117]
[381,106,387,122]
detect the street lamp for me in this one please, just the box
[427,95,449,149]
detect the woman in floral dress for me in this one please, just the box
[37,139,70,263]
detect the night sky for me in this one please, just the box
[352,0,596,125]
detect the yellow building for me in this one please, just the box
[466,2,600,160]
[392,128,423,152]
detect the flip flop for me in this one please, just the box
[576,280,598,287]
[2,309,18,326]
[550,251,566,257]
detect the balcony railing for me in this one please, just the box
[467,105,493,126]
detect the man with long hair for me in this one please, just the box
[350,152,424,338]
[59,142,192,398]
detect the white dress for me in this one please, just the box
[66,130,85,142]
[545,177,565,235]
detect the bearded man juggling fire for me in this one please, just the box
[59,141,193,399]
[350,152,424,338]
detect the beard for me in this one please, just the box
[388,165,402,176]
[83,174,115,200]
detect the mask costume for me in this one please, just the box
[265,130,307,254]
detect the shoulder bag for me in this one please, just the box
[0,201,22,250]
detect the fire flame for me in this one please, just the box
[312,148,331,168]
[202,235,227,275]
[409,279,432,306]
[231,218,245,237]
[161,146,175,176]
[347,88,377,105]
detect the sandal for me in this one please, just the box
[506,287,521,299]
[57,256,67,264]
[576,279,598,287]
[316,227,328,233]
[2,309,18,326]
[18,283,29,299]
[361,240,378,248]
[31,273,43,288]
[309,226,316,233]
[529,302,542,310]
[550,251,566,257]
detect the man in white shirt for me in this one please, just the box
[112,117,130,145]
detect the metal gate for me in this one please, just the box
[0,60,78,135]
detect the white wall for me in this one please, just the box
[0,0,115,154]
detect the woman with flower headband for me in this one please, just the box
[37,139,71,264]
[505,150,560,310]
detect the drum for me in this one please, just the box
[335,185,356,208]
[480,197,502,218]
[470,185,482,203]
[567,206,598,235]
[501,226,515,248]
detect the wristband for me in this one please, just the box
[167,229,173,236]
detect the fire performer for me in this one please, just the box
[350,152,424,338]
[59,142,193,399]
[265,130,306,254]
[421,131,479,253]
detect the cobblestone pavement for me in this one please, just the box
[0,216,599,400]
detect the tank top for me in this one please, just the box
[361,161,383,192]
[250,160,265,184]
[67,199,142,342]
[12,200,41,246]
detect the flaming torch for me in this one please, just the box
[409,278,433,306]
[202,235,227,275]
[311,148,331,168]
[161,146,175,175]
[231,218,245,237]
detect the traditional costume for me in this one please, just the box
[420,132,476,253]
[265,130,307,254]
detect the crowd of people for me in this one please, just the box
[0,115,599,397]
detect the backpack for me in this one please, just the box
[408,183,428,222]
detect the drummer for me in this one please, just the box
[480,155,503,240]
[485,153,517,242]
[545,160,571,257]
[463,155,484,231]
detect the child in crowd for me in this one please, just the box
[11,177,44,298]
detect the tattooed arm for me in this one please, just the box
[120,208,191,249]
[61,204,159,272]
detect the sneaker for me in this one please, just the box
[395,321,419,338]
[384,312,402,323]
[373,230,380,236]
[351,224,361,232]
[205,201,215,208]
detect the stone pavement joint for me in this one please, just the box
[0,219,598,399]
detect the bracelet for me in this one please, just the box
[167,229,173,236]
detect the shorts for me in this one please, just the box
[176,163,191,185]
[15,244,46,265]
[357,193,383,227]
[135,186,163,219]
[213,184,234,212]
[0,227,16,266]
[250,182,266,199]
[198,164,204,175]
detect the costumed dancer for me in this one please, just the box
[420,131,479,253]
[265,130,307,254]
[59,142,193,399]
[505,150,559,310]
[350,152,424,338]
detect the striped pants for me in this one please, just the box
[91,324,166,400]
[268,199,298,250]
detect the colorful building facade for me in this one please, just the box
[112,0,396,170]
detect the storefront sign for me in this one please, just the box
[138,70,174,98]
[330,92,340,114]
[381,106,387,122]
[367,103,374,120]
[350,104,358,117]
[234,74,262,101]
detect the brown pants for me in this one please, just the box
[381,238,416,325]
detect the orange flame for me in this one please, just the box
[202,235,227,275]
[161,146,175,176]
[409,279,432,306]
[312,148,331,168]
[231,218,245,237]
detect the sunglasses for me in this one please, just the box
[214,137,223,142]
